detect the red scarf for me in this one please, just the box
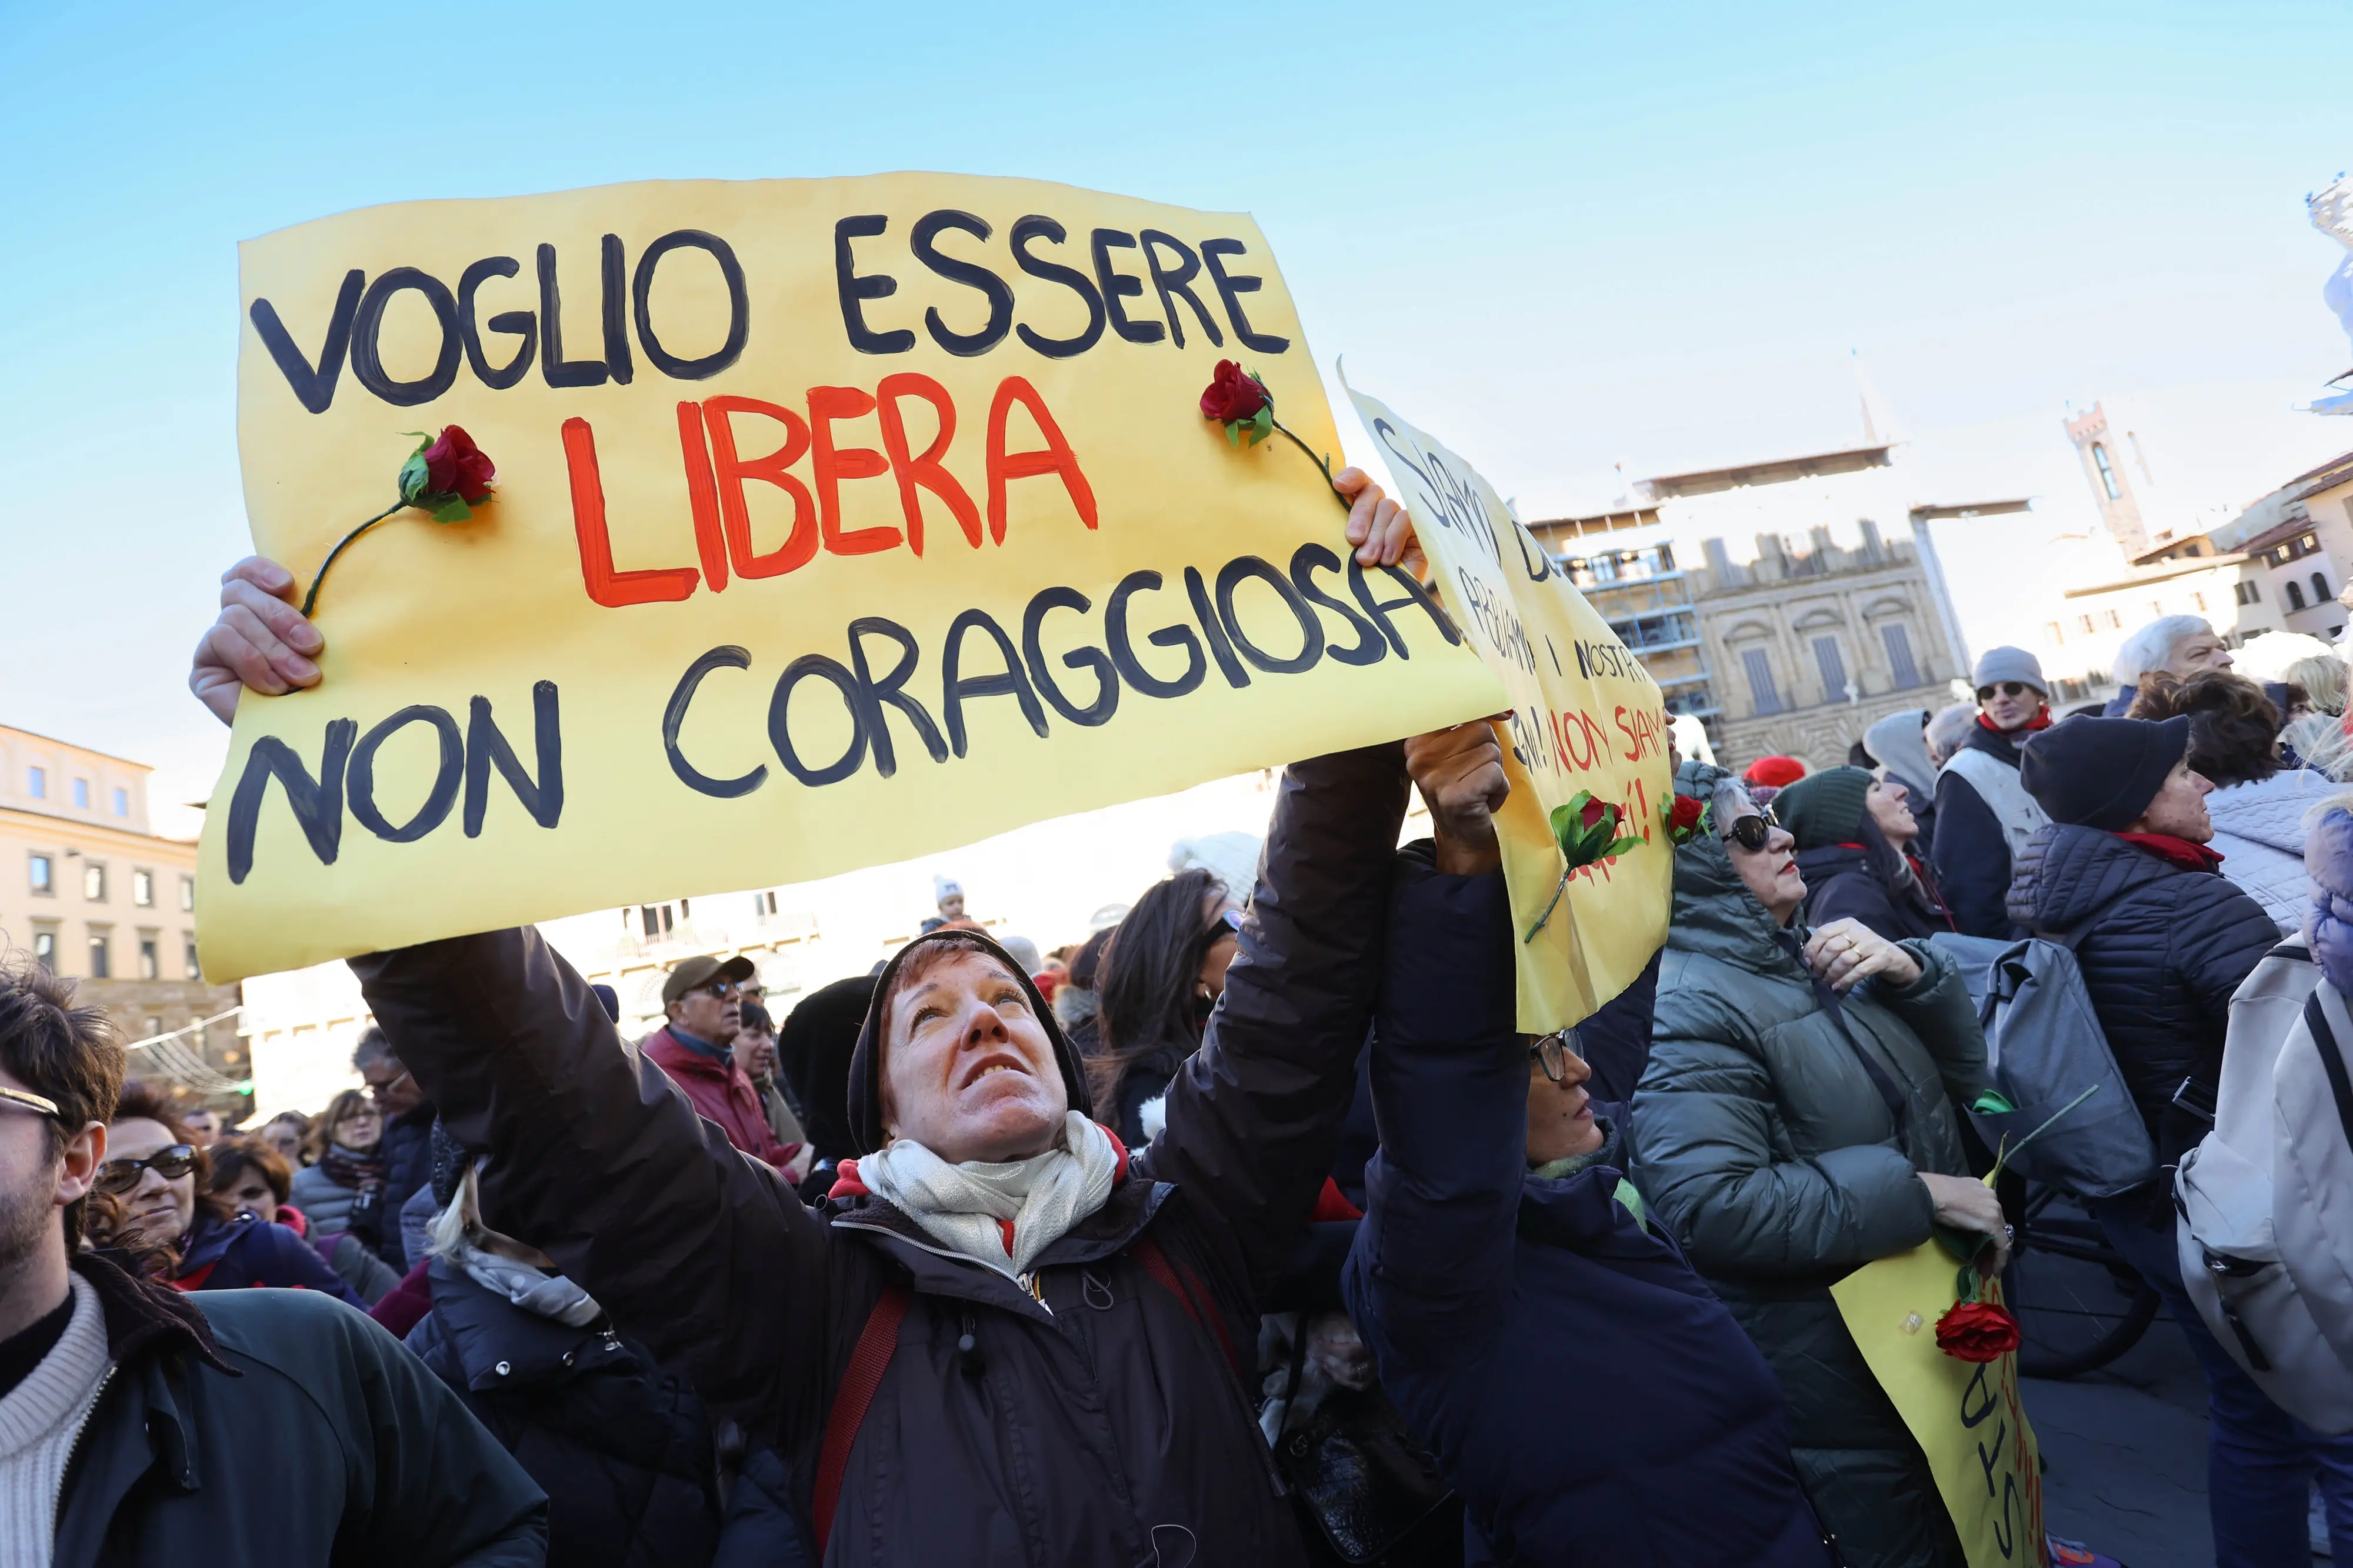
[1978,706,2052,735]
[2114,832,2225,872]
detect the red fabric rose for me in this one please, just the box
[1668,795,1704,833]
[1579,797,1610,830]
[422,425,496,502]
[1935,1300,2021,1363]
[1200,361,1269,423]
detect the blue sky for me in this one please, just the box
[5,1,2350,822]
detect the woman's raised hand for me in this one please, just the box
[191,556,322,725]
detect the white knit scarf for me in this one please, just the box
[859,1110,1120,1277]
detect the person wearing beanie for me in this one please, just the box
[2008,717,2340,1564]
[343,726,1467,1568]
[1930,646,2054,938]
[1744,755,1807,790]
[1772,765,1952,942]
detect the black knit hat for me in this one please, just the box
[776,974,876,1163]
[2019,715,2190,830]
[1770,765,1874,850]
[845,928,1092,1156]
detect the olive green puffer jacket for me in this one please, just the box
[1629,820,1992,1568]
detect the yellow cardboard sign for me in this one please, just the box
[199,175,1503,982]
[1829,1245,2049,1568]
[1342,384,1670,1030]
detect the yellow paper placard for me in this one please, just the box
[199,175,1503,982]
[1829,1245,2048,1568]
[1342,383,1670,1030]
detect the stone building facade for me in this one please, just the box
[0,725,244,1112]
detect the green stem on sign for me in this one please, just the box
[300,498,409,618]
[1524,866,1573,945]
[1271,420,1352,515]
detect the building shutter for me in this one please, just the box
[1882,623,1919,688]
[1813,636,1848,702]
[1742,648,1782,715]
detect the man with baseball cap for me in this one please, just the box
[642,955,799,1172]
[1931,645,2054,937]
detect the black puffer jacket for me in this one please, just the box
[407,1258,721,1568]
[376,1102,438,1270]
[2006,823,2278,1158]
[1796,842,1949,943]
[352,746,1408,1568]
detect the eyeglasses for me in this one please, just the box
[94,1145,196,1193]
[1199,907,1244,946]
[1529,1029,1586,1083]
[1975,681,2035,701]
[696,982,742,1000]
[0,1085,59,1120]
[1722,808,1778,853]
[365,1067,415,1101]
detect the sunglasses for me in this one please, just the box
[1975,681,2035,701]
[1529,1029,1587,1083]
[0,1085,60,1120]
[94,1145,196,1193]
[1721,808,1779,853]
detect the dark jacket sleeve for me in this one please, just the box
[2171,875,2283,1031]
[1807,869,1907,944]
[348,926,830,1416]
[1345,850,1521,1372]
[1137,743,1410,1292]
[1871,940,1995,1126]
[1930,773,2017,939]
[245,1222,368,1307]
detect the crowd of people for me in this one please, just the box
[4,478,2353,1566]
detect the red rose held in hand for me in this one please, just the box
[423,425,496,502]
[1200,360,1269,423]
[1934,1300,2022,1363]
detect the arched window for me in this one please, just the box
[2288,579,2308,612]
[2091,442,2121,501]
[2314,571,2332,603]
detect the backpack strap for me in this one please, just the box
[813,1283,912,1555]
[1131,1233,1242,1379]
[2303,990,2353,1156]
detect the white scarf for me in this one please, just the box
[859,1110,1121,1277]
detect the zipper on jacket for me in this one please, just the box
[51,1362,120,1542]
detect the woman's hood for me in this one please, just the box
[1864,708,1938,796]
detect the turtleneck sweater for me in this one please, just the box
[0,1274,114,1564]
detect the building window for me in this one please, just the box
[2193,591,2207,612]
[2092,442,2121,500]
[111,788,128,818]
[133,870,154,907]
[32,930,56,970]
[82,863,105,902]
[2077,613,2096,635]
[2234,579,2261,605]
[2288,580,2308,612]
[26,767,44,799]
[86,933,109,979]
[72,779,90,810]
[138,937,159,981]
[2107,608,2122,628]
[2185,543,2202,556]
[184,938,201,980]
[2314,571,2332,603]
[1812,636,1848,702]
[1741,648,1784,716]
[2045,620,2064,646]
[1882,623,1921,688]
[29,855,52,895]
[754,890,779,917]
[639,904,676,939]
[179,876,195,913]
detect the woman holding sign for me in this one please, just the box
[193,474,1470,1568]
[1628,764,2006,1568]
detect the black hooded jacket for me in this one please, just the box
[2005,822,2278,1158]
[407,1258,720,1568]
[351,745,1409,1568]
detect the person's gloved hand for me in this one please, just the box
[191,556,322,725]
